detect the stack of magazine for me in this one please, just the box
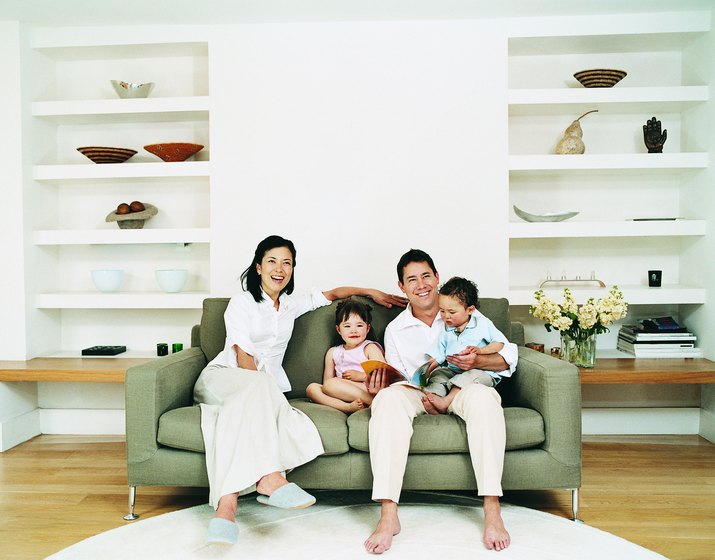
[617,317,701,358]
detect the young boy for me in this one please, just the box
[421,276,509,414]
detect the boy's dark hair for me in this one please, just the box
[240,235,297,303]
[439,276,479,309]
[334,298,373,326]
[396,248,438,283]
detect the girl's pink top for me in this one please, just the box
[332,340,383,378]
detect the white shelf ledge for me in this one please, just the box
[36,292,208,309]
[34,228,211,245]
[32,96,210,122]
[34,161,210,180]
[509,220,706,239]
[509,153,708,171]
[508,285,706,306]
[508,86,708,115]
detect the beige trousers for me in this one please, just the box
[369,383,505,502]
[194,365,324,509]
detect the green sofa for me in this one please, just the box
[124,297,582,520]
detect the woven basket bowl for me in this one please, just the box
[573,69,627,88]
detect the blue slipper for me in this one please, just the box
[256,482,316,509]
[206,517,239,545]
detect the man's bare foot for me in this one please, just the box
[423,392,450,414]
[364,500,401,554]
[483,496,510,551]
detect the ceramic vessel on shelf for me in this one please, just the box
[110,80,155,98]
[105,202,158,229]
[156,269,188,293]
[513,206,578,223]
[573,69,627,88]
[77,146,137,164]
[144,143,204,162]
[91,269,124,293]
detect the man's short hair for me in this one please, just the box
[439,276,479,309]
[396,249,438,283]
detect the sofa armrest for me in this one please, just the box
[125,347,207,466]
[509,346,581,468]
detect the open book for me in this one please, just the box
[360,360,431,390]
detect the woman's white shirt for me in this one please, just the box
[208,288,331,392]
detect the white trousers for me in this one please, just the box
[194,365,325,509]
[368,383,505,503]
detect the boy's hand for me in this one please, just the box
[343,370,366,382]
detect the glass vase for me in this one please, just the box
[560,333,597,368]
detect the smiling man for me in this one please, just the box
[363,249,518,554]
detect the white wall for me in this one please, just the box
[209,20,509,298]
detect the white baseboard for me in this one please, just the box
[699,409,715,443]
[0,408,41,451]
[582,407,701,435]
[39,409,125,435]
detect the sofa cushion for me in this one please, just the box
[157,400,350,456]
[346,406,544,453]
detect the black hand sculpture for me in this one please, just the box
[643,116,667,153]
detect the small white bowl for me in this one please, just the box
[156,269,188,293]
[111,80,155,99]
[92,269,124,293]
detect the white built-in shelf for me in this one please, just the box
[34,228,211,245]
[509,284,706,306]
[509,153,708,171]
[508,86,708,115]
[32,96,210,123]
[509,220,706,239]
[36,292,208,309]
[34,161,210,180]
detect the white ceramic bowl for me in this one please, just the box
[91,269,124,293]
[156,269,188,293]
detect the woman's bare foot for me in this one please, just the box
[256,471,289,497]
[364,500,401,554]
[215,493,238,521]
[483,496,510,551]
[423,392,450,414]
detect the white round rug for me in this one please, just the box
[47,491,667,560]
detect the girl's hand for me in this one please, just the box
[343,370,367,382]
[368,289,408,309]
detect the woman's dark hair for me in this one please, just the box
[396,248,438,283]
[334,299,373,327]
[240,235,297,303]
[439,276,479,309]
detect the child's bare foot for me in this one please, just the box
[364,501,401,554]
[347,399,365,413]
[421,394,440,415]
[483,496,510,551]
[423,392,450,414]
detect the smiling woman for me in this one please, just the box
[191,234,406,546]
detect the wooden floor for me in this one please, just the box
[0,435,714,560]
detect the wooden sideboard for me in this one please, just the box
[580,358,715,385]
[0,357,153,383]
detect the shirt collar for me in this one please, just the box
[260,289,289,309]
[445,312,479,333]
[393,303,442,330]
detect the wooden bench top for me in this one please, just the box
[0,357,152,382]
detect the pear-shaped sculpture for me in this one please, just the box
[556,110,598,154]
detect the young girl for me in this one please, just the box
[306,299,385,413]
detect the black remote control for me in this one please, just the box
[81,345,127,356]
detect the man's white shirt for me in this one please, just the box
[384,304,518,378]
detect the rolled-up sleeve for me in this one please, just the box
[497,342,519,377]
[294,287,332,318]
[224,295,255,358]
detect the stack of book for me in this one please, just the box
[617,317,701,358]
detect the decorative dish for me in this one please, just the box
[77,146,137,164]
[573,69,627,88]
[111,80,155,99]
[513,205,579,223]
[144,142,204,162]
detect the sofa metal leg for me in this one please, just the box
[571,488,584,523]
[123,485,140,521]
